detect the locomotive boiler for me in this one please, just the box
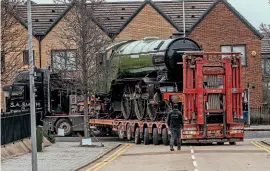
[99,36,202,121]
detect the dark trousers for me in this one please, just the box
[170,128,181,149]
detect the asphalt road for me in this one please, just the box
[79,138,270,171]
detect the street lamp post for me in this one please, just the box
[27,0,38,170]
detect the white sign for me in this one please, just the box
[57,128,65,136]
[69,95,77,104]
[81,138,92,145]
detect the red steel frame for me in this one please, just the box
[181,52,245,141]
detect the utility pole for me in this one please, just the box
[183,0,186,37]
[27,0,38,170]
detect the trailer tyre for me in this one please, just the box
[162,128,169,145]
[135,127,141,144]
[55,118,73,136]
[126,124,132,141]
[118,123,125,140]
[144,128,150,145]
[153,128,159,145]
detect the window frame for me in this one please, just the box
[51,49,77,71]
[220,44,247,67]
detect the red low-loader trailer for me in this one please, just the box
[90,52,245,145]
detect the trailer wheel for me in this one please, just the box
[162,128,169,145]
[55,118,73,136]
[153,128,159,145]
[118,123,125,140]
[135,127,141,144]
[126,124,132,141]
[144,128,150,145]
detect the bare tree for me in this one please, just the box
[52,0,111,137]
[261,23,270,51]
[1,0,27,85]
[260,23,270,38]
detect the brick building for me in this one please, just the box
[1,0,264,110]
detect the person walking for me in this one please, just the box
[167,104,184,151]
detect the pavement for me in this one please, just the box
[1,142,120,171]
[244,125,270,131]
[80,139,270,171]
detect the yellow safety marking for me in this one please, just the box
[251,141,270,153]
[92,144,132,171]
[256,141,270,151]
[86,144,132,171]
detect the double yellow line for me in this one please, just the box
[86,144,132,171]
[251,141,270,153]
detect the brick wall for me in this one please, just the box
[189,1,262,108]
[41,9,110,68]
[115,4,177,41]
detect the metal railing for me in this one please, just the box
[1,110,43,145]
[250,107,270,125]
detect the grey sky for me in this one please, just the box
[35,0,270,29]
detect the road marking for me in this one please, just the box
[252,141,270,152]
[92,144,132,171]
[251,141,270,153]
[191,149,194,153]
[86,144,131,171]
[193,161,198,167]
[190,146,198,171]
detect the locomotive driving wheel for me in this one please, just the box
[134,97,146,120]
[121,85,133,119]
[147,103,159,121]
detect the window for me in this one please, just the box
[23,50,35,65]
[221,45,246,66]
[51,50,76,71]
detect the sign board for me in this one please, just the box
[57,128,65,136]
[81,138,92,146]
[69,95,78,113]
[69,95,77,104]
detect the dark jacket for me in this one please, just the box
[167,109,183,129]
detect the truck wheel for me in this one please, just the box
[118,123,125,140]
[126,124,132,141]
[55,118,73,136]
[135,127,141,144]
[162,128,169,145]
[153,128,159,145]
[144,128,150,145]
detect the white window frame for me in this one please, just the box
[51,49,77,71]
[221,45,247,66]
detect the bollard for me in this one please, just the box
[36,125,43,152]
